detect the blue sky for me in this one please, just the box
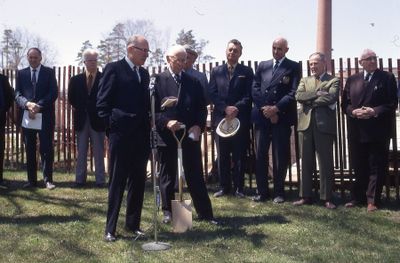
[1,0,399,66]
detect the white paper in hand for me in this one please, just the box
[21,110,42,130]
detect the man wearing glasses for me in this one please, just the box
[341,49,397,212]
[97,35,151,241]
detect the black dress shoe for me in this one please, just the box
[0,180,8,189]
[23,182,37,188]
[104,232,116,242]
[252,195,267,202]
[213,189,227,198]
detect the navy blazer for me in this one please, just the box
[154,70,207,146]
[341,69,398,142]
[252,58,300,127]
[68,71,105,132]
[96,58,150,135]
[15,65,58,127]
[208,63,254,127]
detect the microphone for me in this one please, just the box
[149,75,156,91]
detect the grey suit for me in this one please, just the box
[295,73,339,200]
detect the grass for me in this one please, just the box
[0,170,400,263]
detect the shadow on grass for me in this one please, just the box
[0,213,87,225]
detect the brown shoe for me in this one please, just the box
[324,201,336,209]
[293,198,312,206]
[367,203,378,212]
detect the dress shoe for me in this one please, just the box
[213,189,227,198]
[162,211,172,224]
[324,201,336,209]
[234,190,245,198]
[23,182,36,188]
[252,195,267,202]
[46,182,56,190]
[367,203,378,212]
[96,183,107,188]
[273,196,285,204]
[344,200,357,208]
[104,232,116,242]
[293,198,312,206]
[74,182,85,188]
[208,218,221,225]
[0,180,8,189]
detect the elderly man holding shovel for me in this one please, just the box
[154,45,219,228]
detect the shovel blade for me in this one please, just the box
[171,199,192,233]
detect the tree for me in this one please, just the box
[75,40,93,66]
[97,38,113,68]
[0,27,58,69]
[175,29,214,63]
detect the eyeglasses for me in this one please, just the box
[361,56,377,62]
[132,46,151,53]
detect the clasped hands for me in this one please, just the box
[352,106,376,119]
[261,105,279,124]
[166,120,201,141]
[26,102,41,119]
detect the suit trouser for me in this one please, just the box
[105,132,149,235]
[0,114,5,182]
[215,126,248,193]
[298,116,335,201]
[254,123,291,198]
[76,117,105,184]
[159,137,213,219]
[349,139,389,205]
[23,126,54,184]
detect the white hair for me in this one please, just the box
[166,45,186,58]
[82,48,98,61]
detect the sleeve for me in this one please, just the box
[2,75,15,111]
[96,63,116,127]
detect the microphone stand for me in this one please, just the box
[142,76,171,251]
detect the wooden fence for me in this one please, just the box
[2,57,399,200]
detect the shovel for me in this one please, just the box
[171,124,193,233]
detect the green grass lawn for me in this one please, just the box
[0,170,399,263]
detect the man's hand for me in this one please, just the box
[224,106,238,120]
[166,120,183,132]
[26,102,41,114]
[261,105,279,118]
[316,90,329,96]
[352,107,376,119]
[188,125,201,141]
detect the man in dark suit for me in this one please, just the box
[68,49,105,187]
[0,73,15,188]
[208,39,254,198]
[293,52,339,209]
[15,47,58,190]
[155,45,217,225]
[251,37,300,203]
[97,35,151,242]
[342,49,397,212]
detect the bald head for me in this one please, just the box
[272,37,289,61]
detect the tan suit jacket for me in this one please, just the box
[296,73,339,135]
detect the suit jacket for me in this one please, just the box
[208,63,254,127]
[252,58,300,127]
[154,69,207,146]
[96,58,150,136]
[68,71,105,132]
[0,74,15,125]
[296,73,339,135]
[15,65,58,127]
[185,67,210,105]
[341,69,398,142]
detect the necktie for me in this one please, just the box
[174,74,181,85]
[133,66,141,83]
[31,69,37,86]
[365,73,371,81]
[273,60,279,72]
[87,74,93,94]
[228,65,234,80]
